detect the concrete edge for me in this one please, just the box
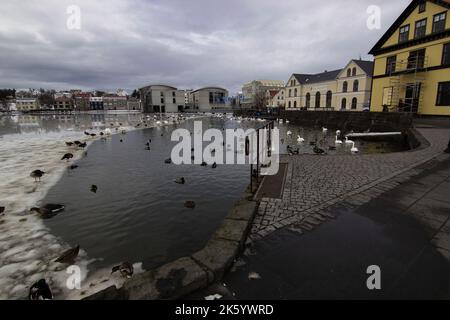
[83,197,259,300]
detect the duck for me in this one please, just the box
[0,206,4,215]
[90,133,96,137]
[55,245,80,264]
[78,142,87,148]
[30,170,45,182]
[65,142,74,147]
[111,262,134,278]
[212,162,217,169]
[350,142,359,154]
[164,158,172,164]
[84,131,90,136]
[313,146,325,155]
[297,136,305,143]
[69,165,78,170]
[30,204,65,219]
[28,279,53,300]
[174,177,185,184]
[184,201,196,209]
[90,185,98,193]
[61,153,74,161]
[201,162,207,167]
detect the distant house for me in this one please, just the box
[54,96,74,111]
[15,98,40,112]
[103,94,128,111]
[73,92,92,111]
[241,80,285,109]
[285,59,374,111]
[127,97,142,111]
[188,87,229,112]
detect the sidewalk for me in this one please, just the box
[220,153,450,299]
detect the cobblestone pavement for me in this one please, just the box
[250,128,450,241]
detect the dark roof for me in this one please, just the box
[293,69,342,85]
[352,60,374,76]
[191,86,228,93]
[369,0,450,55]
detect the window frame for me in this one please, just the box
[343,81,348,93]
[436,81,450,106]
[386,55,397,74]
[315,92,321,108]
[414,18,427,39]
[341,98,347,110]
[353,80,359,92]
[305,93,311,108]
[351,97,358,110]
[399,24,410,43]
[442,42,450,66]
[432,12,447,34]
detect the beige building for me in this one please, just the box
[16,98,40,112]
[241,80,285,109]
[285,59,373,111]
[188,87,229,112]
[139,85,185,113]
[127,98,142,111]
[54,97,74,111]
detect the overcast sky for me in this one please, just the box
[0,0,411,93]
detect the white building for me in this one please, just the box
[139,84,185,113]
[189,87,229,112]
[15,98,40,112]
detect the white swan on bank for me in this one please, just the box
[297,135,305,143]
[345,136,354,144]
[350,141,359,154]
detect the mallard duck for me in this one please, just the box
[90,185,98,193]
[212,162,217,169]
[313,146,325,155]
[78,142,87,148]
[29,279,53,300]
[65,142,74,147]
[164,158,172,164]
[55,245,80,264]
[61,153,74,161]
[30,204,65,219]
[174,177,185,184]
[111,262,134,278]
[30,170,45,182]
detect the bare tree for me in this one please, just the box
[253,90,267,111]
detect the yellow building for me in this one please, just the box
[369,0,450,115]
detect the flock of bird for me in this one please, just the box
[284,125,359,155]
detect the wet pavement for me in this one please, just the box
[220,154,450,300]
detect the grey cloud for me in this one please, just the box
[0,0,411,93]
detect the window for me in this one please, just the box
[353,80,359,92]
[419,2,426,13]
[294,101,297,108]
[172,92,175,97]
[352,67,357,76]
[433,12,446,33]
[399,25,410,43]
[351,98,357,109]
[386,55,397,74]
[315,92,321,108]
[341,98,347,110]
[326,91,332,108]
[305,93,311,108]
[347,69,351,77]
[407,49,426,69]
[442,43,450,65]
[289,89,292,97]
[436,82,450,106]
[161,98,164,104]
[343,81,348,92]
[415,19,427,38]
[294,88,297,97]
[288,101,291,108]
[173,98,176,103]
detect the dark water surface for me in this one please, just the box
[43,117,253,270]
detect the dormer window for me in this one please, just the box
[399,25,410,43]
[419,2,426,13]
[415,19,427,38]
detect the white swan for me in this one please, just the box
[322,127,328,133]
[286,120,290,124]
[350,141,359,154]
[297,135,305,143]
[335,135,343,144]
[287,131,292,136]
[345,136,354,144]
